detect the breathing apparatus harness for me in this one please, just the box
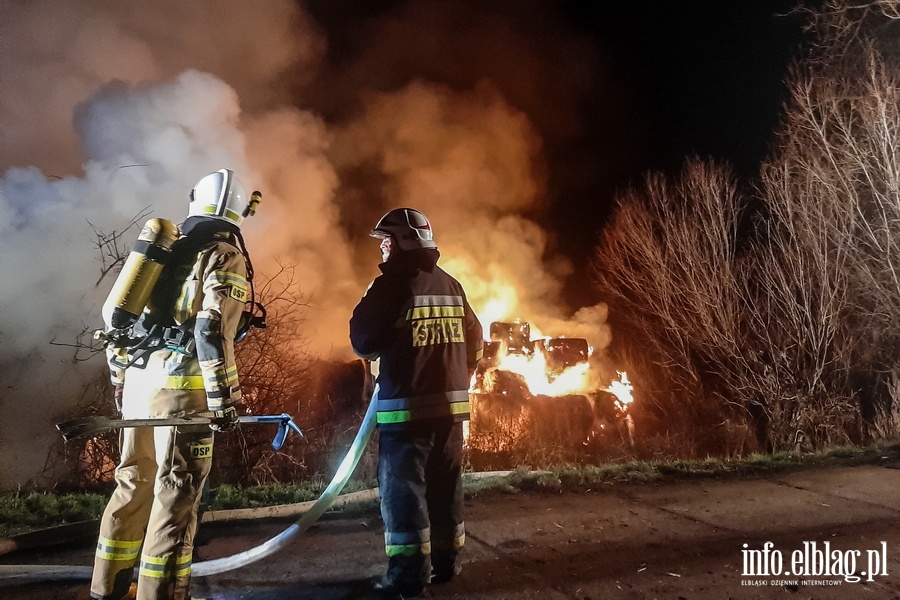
[98,215,266,370]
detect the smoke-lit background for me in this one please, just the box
[0,0,807,487]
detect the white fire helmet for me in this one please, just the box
[370,208,438,251]
[189,168,250,226]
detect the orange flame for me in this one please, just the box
[605,371,633,410]
[488,348,592,396]
[463,276,599,398]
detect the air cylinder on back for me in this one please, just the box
[101,218,181,331]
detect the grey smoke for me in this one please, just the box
[0,0,611,488]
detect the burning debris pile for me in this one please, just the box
[466,319,634,467]
[474,320,594,396]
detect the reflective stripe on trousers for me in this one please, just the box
[139,550,192,579]
[378,420,466,587]
[90,419,212,600]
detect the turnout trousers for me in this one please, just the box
[91,351,213,600]
[377,419,466,590]
[90,423,212,600]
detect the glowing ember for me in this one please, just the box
[606,371,633,409]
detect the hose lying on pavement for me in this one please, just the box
[0,387,380,584]
[193,388,379,577]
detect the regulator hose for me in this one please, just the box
[0,388,379,585]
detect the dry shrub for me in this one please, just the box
[593,1,900,454]
[467,389,635,469]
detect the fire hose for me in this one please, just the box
[0,387,379,585]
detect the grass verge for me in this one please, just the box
[2,440,898,538]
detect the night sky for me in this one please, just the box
[303,0,817,308]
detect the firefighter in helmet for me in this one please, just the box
[91,169,258,600]
[350,208,483,598]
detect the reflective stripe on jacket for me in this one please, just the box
[375,389,471,425]
[181,239,247,411]
[350,248,483,430]
[108,221,248,413]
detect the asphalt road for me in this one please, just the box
[3,464,900,599]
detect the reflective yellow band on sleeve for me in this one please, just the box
[205,269,248,303]
[205,270,247,289]
[205,365,238,388]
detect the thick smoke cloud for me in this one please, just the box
[329,80,607,343]
[0,0,612,487]
[2,71,248,355]
[0,0,319,175]
[0,0,326,486]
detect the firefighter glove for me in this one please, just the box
[211,405,239,433]
[112,384,124,414]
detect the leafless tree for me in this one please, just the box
[213,263,318,485]
[593,0,900,454]
[754,0,900,448]
[593,159,756,455]
[88,208,152,286]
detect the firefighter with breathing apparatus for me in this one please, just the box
[350,208,483,598]
[90,169,263,600]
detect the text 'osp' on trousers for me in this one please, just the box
[90,375,213,600]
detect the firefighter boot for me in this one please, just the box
[89,551,141,600]
[372,554,431,598]
[430,557,461,585]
